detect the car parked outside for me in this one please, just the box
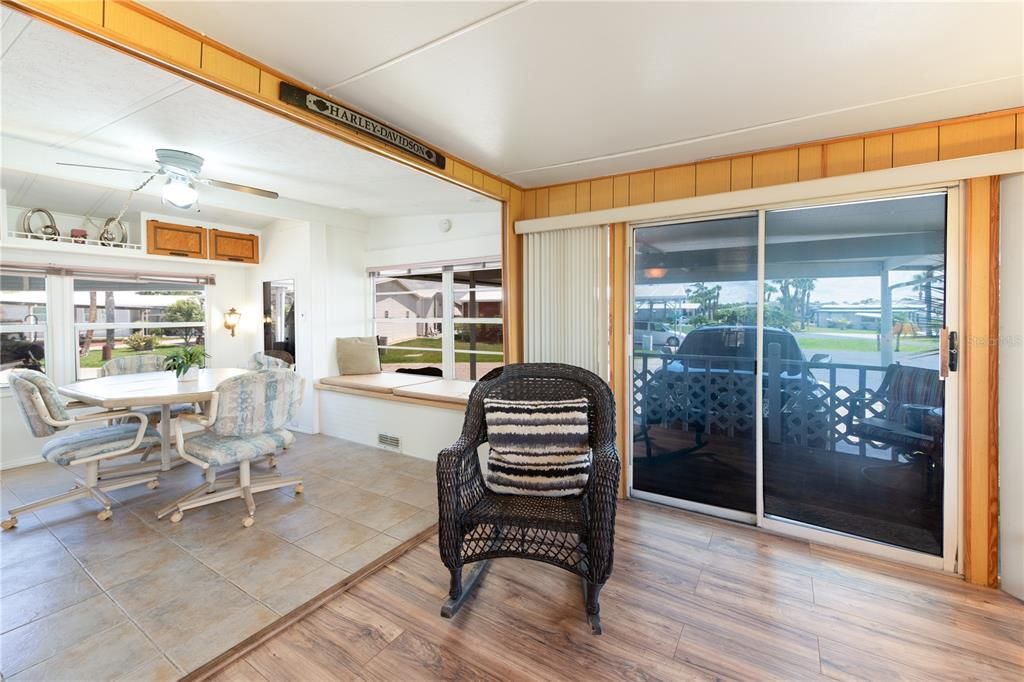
[634,321,681,351]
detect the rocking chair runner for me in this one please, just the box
[437,363,620,634]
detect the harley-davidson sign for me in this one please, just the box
[280,82,446,170]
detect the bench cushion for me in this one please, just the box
[318,373,437,394]
[393,379,474,405]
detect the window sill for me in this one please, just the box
[315,373,474,411]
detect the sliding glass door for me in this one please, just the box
[630,189,957,563]
[631,214,759,518]
[761,193,950,557]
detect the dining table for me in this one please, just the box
[58,367,248,471]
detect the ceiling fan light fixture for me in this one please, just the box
[162,176,198,209]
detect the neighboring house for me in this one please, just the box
[374,278,442,343]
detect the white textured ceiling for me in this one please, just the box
[141,0,1024,187]
[0,13,498,218]
[2,167,278,230]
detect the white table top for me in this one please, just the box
[59,368,249,408]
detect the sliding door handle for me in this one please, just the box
[940,328,958,378]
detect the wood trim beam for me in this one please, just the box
[521,108,1023,215]
[2,0,520,202]
[963,176,1000,587]
[609,222,629,498]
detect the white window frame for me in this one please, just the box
[371,259,503,380]
[0,274,50,385]
[70,279,210,380]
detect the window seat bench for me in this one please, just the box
[315,374,476,460]
[315,374,473,409]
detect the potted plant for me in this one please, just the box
[165,345,209,382]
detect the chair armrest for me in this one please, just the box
[73,408,146,425]
[436,433,486,570]
[585,442,620,583]
[437,435,485,512]
[71,410,151,465]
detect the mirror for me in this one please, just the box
[263,280,295,366]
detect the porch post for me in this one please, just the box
[880,267,893,366]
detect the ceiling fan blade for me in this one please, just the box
[57,161,155,173]
[199,177,279,200]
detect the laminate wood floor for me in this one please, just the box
[210,499,1024,681]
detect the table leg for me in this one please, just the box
[160,404,171,471]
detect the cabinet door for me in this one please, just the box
[209,229,260,264]
[147,220,207,258]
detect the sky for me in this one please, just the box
[637,269,936,306]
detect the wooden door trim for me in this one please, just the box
[963,176,1000,587]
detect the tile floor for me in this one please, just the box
[0,434,438,680]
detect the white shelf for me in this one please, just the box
[6,230,143,252]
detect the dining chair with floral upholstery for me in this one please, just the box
[2,370,160,529]
[159,369,305,527]
[247,352,291,370]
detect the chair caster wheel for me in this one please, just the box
[170,511,183,524]
[242,516,254,528]
[97,509,113,521]
[147,480,160,490]
[294,483,304,494]
[1,516,17,530]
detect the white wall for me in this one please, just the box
[364,211,501,267]
[999,173,1024,600]
[251,216,368,432]
[318,390,467,461]
[323,222,369,375]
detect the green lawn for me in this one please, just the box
[801,325,878,335]
[79,344,200,368]
[379,337,502,364]
[793,335,935,353]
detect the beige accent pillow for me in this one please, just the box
[336,336,382,375]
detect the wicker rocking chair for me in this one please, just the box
[437,363,620,634]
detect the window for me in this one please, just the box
[0,274,48,385]
[371,260,503,380]
[73,278,207,379]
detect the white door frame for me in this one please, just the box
[627,183,962,574]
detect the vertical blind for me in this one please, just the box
[524,225,610,379]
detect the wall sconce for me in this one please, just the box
[223,308,241,337]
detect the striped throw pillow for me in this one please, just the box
[484,397,591,497]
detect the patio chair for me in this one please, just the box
[437,363,619,634]
[847,363,944,497]
[247,351,291,370]
[2,370,160,529]
[159,369,305,527]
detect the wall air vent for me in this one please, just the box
[378,433,401,450]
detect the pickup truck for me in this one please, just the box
[639,325,829,448]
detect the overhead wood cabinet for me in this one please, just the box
[147,220,208,259]
[209,229,260,264]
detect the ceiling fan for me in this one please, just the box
[57,148,279,209]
